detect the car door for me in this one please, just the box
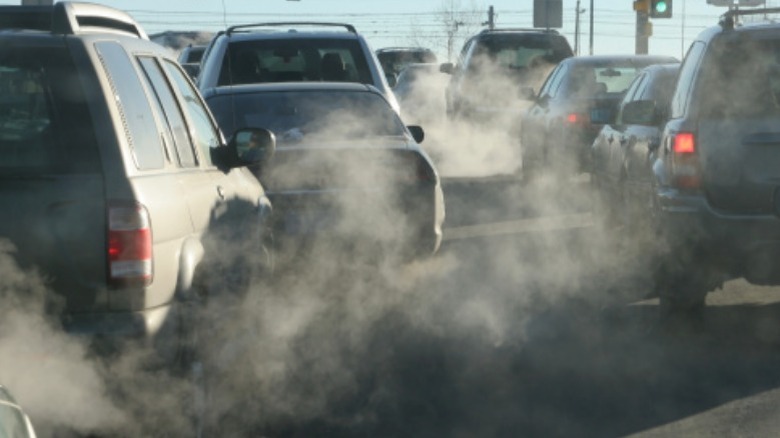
[522,62,567,162]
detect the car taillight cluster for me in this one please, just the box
[395,152,435,184]
[566,112,590,126]
[108,203,152,287]
[670,132,701,189]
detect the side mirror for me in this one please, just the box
[213,127,276,172]
[621,100,656,126]
[519,86,536,101]
[439,62,454,75]
[407,125,425,143]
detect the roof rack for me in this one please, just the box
[719,7,780,30]
[227,22,357,35]
[0,2,147,39]
[479,28,560,34]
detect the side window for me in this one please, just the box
[631,74,650,102]
[538,63,563,98]
[137,56,197,167]
[616,73,646,125]
[95,41,164,170]
[547,64,568,99]
[671,41,705,119]
[163,60,220,166]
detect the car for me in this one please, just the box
[196,22,400,114]
[0,385,37,438]
[392,63,448,125]
[591,63,680,236]
[519,54,678,178]
[177,44,206,79]
[375,46,438,85]
[637,7,780,316]
[0,3,274,364]
[439,28,574,122]
[203,82,445,260]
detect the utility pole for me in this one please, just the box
[574,0,585,55]
[484,5,495,30]
[589,0,594,55]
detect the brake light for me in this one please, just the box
[108,203,152,287]
[670,132,700,189]
[566,112,589,125]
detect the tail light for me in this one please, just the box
[108,203,152,287]
[566,112,589,126]
[670,132,701,189]
[397,152,435,184]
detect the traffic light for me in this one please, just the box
[650,0,672,18]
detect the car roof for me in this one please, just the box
[559,54,679,67]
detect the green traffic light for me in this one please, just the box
[655,1,668,12]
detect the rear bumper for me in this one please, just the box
[657,187,780,283]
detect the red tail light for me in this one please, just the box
[108,203,152,287]
[670,132,700,189]
[566,112,589,125]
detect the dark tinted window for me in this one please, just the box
[698,37,780,118]
[219,38,372,86]
[0,46,98,174]
[137,56,197,167]
[377,49,437,75]
[469,33,573,70]
[208,90,404,142]
[96,41,164,170]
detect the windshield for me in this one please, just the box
[208,89,406,143]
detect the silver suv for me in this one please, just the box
[196,22,400,113]
[650,7,780,316]
[0,3,274,361]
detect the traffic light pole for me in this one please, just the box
[636,9,649,54]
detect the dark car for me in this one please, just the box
[0,3,273,363]
[591,63,680,232]
[376,46,438,85]
[639,8,780,316]
[440,28,574,122]
[177,44,206,79]
[520,54,678,178]
[204,82,445,260]
[197,22,400,114]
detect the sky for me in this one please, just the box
[4,0,776,60]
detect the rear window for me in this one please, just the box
[0,45,98,174]
[207,90,404,142]
[218,38,372,86]
[698,36,780,118]
[470,33,573,70]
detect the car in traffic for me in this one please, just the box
[641,7,780,316]
[203,82,445,260]
[392,63,449,125]
[0,2,274,364]
[440,28,574,122]
[0,385,37,438]
[375,46,438,85]
[590,63,680,238]
[519,54,678,178]
[177,43,206,79]
[196,22,401,114]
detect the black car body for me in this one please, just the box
[204,82,445,259]
[520,54,678,177]
[440,29,573,122]
[376,46,438,85]
[591,63,680,229]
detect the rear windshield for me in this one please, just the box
[698,36,780,118]
[470,33,573,71]
[378,50,437,75]
[208,90,405,142]
[219,38,372,86]
[0,45,98,174]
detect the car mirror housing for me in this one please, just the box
[621,100,656,126]
[519,86,536,101]
[439,62,454,75]
[407,125,425,143]
[214,127,276,172]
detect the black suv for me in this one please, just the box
[0,3,274,361]
[440,28,573,121]
[647,8,780,315]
